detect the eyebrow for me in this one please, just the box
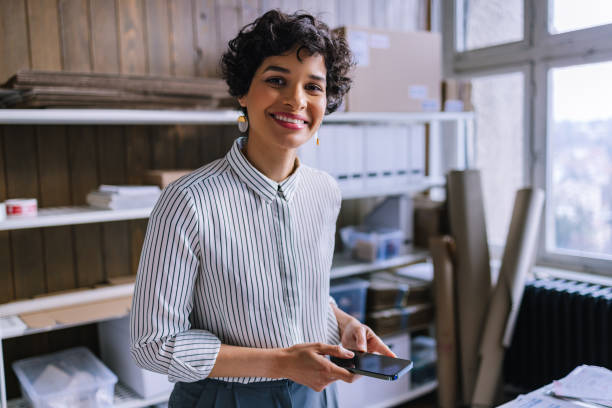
[262,65,326,83]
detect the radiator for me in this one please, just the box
[503,278,612,390]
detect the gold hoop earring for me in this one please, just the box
[237,115,249,133]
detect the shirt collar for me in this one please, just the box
[226,137,302,204]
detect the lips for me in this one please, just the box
[270,112,309,129]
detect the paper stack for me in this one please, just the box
[551,365,612,407]
[500,365,612,408]
[86,185,161,210]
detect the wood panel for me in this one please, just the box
[117,0,147,75]
[126,126,150,275]
[169,0,196,77]
[239,0,260,27]
[0,0,30,83]
[144,0,172,76]
[0,130,14,303]
[194,0,220,77]
[151,126,177,169]
[68,126,105,287]
[176,126,201,169]
[216,0,241,56]
[58,0,92,72]
[26,0,62,70]
[37,126,77,292]
[3,127,46,298]
[97,127,130,279]
[90,0,120,73]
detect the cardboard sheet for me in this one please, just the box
[431,236,458,408]
[20,296,132,329]
[472,188,545,407]
[447,170,492,404]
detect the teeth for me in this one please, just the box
[274,114,305,124]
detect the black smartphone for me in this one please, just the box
[330,351,413,381]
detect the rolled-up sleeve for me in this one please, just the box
[130,184,221,383]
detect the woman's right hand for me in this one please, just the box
[278,342,357,391]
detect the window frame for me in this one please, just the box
[441,0,612,276]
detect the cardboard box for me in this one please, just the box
[442,79,474,112]
[335,27,441,112]
[143,169,193,188]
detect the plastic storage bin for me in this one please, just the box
[98,316,174,398]
[411,336,437,386]
[340,227,404,262]
[12,347,117,408]
[330,278,369,322]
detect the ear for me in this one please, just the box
[238,95,247,108]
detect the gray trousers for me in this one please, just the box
[168,378,339,408]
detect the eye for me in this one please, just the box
[265,77,285,87]
[306,83,325,93]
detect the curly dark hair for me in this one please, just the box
[221,9,354,115]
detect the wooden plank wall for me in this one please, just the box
[0,0,427,398]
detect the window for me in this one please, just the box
[548,61,612,260]
[443,0,612,276]
[472,72,525,246]
[456,0,523,51]
[549,0,612,34]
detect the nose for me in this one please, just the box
[283,85,306,111]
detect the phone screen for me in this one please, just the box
[331,351,413,381]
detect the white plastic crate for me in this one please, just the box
[12,347,117,408]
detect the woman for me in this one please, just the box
[130,9,394,407]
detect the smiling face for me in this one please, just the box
[238,48,327,152]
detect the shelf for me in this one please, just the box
[368,380,438,408]
[0,109,474,125]
[0,177,444,232]
[7,382,171,408]
[340,176,445,199]
[0,249,428,339]
[330,246,429,279]
[324,111,474,124]
[0,206,152,231]
[7,379,436,408]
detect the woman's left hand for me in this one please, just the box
[340,318,396,357]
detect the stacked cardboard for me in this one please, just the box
[365,269,434,336]
[0,70,235,109]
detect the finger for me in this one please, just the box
[353,325,367,352]
[368,335,397,357]
[318,343,354,358]
[327,362,355,383]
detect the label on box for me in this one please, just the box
[347,30,370,67]
[444,99,464,112]
[421,99,441,112]
[409,85,428,100]
[369,33,390,49]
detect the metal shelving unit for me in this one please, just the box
[0,108,473,407]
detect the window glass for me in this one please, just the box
[548,61,612,260]
[458,0,523,51]
[549,0,612,34]
[472,72,525,246]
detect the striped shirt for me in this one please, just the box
[130,136,341,384]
